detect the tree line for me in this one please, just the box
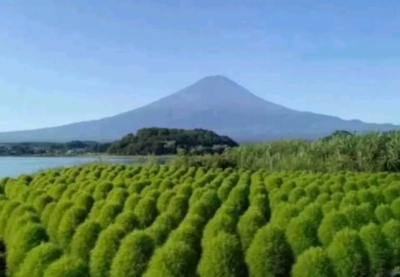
[107,127,239,156]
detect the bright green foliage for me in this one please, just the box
[74,193,94,211]
[156,190,175,213]
[391,198,400,220]
[327,228,370,277]
[33,194,53,214]
[198,232,247,277]
[166,194,189,223]
[97,203,123,228]
[57,206,87,250]
[89,224,126,277]
[40,202,57,228]
[375,204,394,224]
[110,230,154,277]
[16,243,63,277]
[70,220,103,262]
[143,241,198,277]
[359,223,392,277]
[382,219,400,265]
[292,247,335,277]
[124,193,142,211]
[134,197,158,228]
[246,224,293,277]
[286,215,320,257]
[318,211,349,246]
[5,164,400,277]
[6,223,49,276]
[43,255,89,277]
[147,213,177,246]
[47,200,73,242]
[114,211,139,232]
[0,200,20,238]
[237,207,267,251]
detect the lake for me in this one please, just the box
[0,156,138,178]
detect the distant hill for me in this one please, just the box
[0,75,399,143]
[107,127,238,155]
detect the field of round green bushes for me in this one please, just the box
[1,164,400,277]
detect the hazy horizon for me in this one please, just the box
[1,0,399,132]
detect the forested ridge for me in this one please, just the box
[107,127,239,156]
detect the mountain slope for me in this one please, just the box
[0,75,398,143]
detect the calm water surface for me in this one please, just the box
[0,156,136,178]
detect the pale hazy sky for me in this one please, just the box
[1,0,399,131]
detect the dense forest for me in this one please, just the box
[107,127,239,155]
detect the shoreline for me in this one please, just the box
[0,154,175,159]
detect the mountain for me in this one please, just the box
[0,75,399,143]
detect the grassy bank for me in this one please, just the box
[173,131,400,172]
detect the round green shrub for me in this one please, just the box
[196,190,221,219]
[217,178,237,202]
[89,224,126,277]
[292,247,335,277]
[134,197,158,228]
[124,193,142,211]
[156,190,175,213]
[188,188,206,207]
[0,200,20,237]
[147,213,177,246]
[106,187,129,204]
[286,215,320,257]
[47,183,68,201]
[327,228,370,277]
[296,197,311,210]
[318,210,349,246]
[202,211,237,247]
[5,212,40,245]
[47,200,73,242]
[341,204,372,230]
[74,193,95,212]
[288,187,306,204]
[43,255,89,277]
[93,181,113,201]
[110,230,154,277]
[237,207,267,251]
[375,204,394,224]
[114,211,139,232]
[270,203,299,230]
[382,219,400,265]
[16,242,63,277]
[305,184,320,200]
[97,203,123,229]
[33,194,53,215]
[88,200,106,220]
[224,184,249,215]
[359,223,392,277]
[143,241,198,277]
[166,194,188,223]
[4,204,36,241]
[383,184,400,204]
[198,232,247,277]
[70,220,103,262]
[57,206,88,250]
[300,203,324,227]
[40,202,57,228]
[246,224,294,277]
[391,198,400,220]
[7,223,49,276]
